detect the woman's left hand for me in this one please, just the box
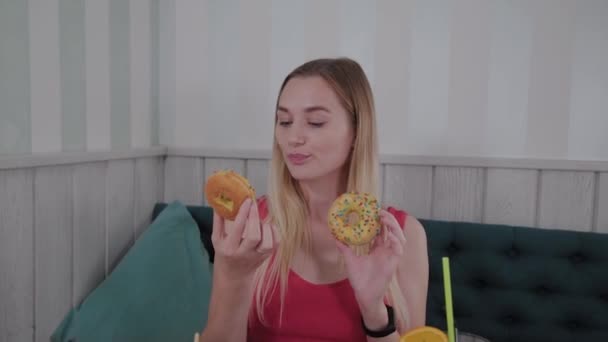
[335,209,406,328]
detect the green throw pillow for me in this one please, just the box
[51,201,213,342]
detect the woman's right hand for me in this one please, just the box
[211,198,278,284]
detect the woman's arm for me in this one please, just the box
[396,215,429,331]
[198,199,277,342]
[199,264,255,342]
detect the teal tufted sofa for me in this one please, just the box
[152,203,608,342]
[421,219,608,342]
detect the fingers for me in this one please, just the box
[372,219,405,257]
[380,210,406,246]
[211,212,225,245]
[225,199,253,250]
[380,210,401,232]
[257,222,274,253]
[387,219,406,247]
[239,200,262,252]
[386,228,404,255]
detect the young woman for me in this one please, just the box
[200,57,429,341]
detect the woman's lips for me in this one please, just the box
[287,153,311,165]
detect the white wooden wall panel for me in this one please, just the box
[2,149,608,342]
[106,159,135,274]
[595,172,608,233]
[34,166,72,342]
[203,158,245,205]
[432,167,485,222]
[539,171,595,231]
[246,159,269,197]
[0,169,34,342]
[134,157,164,238]
[164,156,203,205]
[383,165,433,219]
[484,168,538,226]
[0,151,165,342]
[72,163,107,306]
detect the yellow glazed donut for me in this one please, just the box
[328,192,381,248]
[204,169,255,221]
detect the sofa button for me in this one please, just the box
[446,243,460,255]
[570,252,586,264]
[503,314,519,325]
[565,320,583,331]
[474,278,488,289]
[506,247,519,258]
[535,285,552,296]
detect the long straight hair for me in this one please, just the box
[251,57,410,332]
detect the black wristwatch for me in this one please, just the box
[361,304,396,338]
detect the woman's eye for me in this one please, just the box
[279,121,292,127]
[309,122,325,127]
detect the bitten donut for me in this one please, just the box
[204,169,255,221]
[328,192,381,246]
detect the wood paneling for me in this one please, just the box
[538,171,595,231]
[0,169,34,342]
[164,156,203,205]
[246,159,269,197]
[134,157,164,238]
[594,172,608,233]
[484,168,538,226]
[432,167,485,222]
[34,166,72,342]
[106,159,135,274]
[72,162,106,306]
[383,165,433,219]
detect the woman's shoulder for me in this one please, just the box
[386,206,408,229]
[385,205,426,238]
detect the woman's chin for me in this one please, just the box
[287,165,318,181]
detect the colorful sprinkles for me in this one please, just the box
[328,192,381,246]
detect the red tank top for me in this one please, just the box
[247,197,408,342]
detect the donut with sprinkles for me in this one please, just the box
[327,192,381,246]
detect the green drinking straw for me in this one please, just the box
[442,257,455,342]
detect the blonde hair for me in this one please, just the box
[252,57,410,332]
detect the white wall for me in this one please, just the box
[159,0,608,160]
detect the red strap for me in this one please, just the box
[387,206,408,230]
[257,196,269,221]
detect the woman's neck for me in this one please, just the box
[299,170,347,222]
[291,169,350,283]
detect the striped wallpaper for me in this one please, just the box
[160,0,608,160]
[0,0,159,156]
[2,0,607,161]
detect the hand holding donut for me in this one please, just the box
[205,170,279,283]
[329,193,407,326]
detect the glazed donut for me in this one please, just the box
[204,169,255,220]
[328,192,381,247]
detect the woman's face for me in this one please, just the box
[275,76,355,182]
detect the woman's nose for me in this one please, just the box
[287,125,306,146]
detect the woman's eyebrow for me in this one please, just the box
[277,105,330,114]
[303,105,330,113]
